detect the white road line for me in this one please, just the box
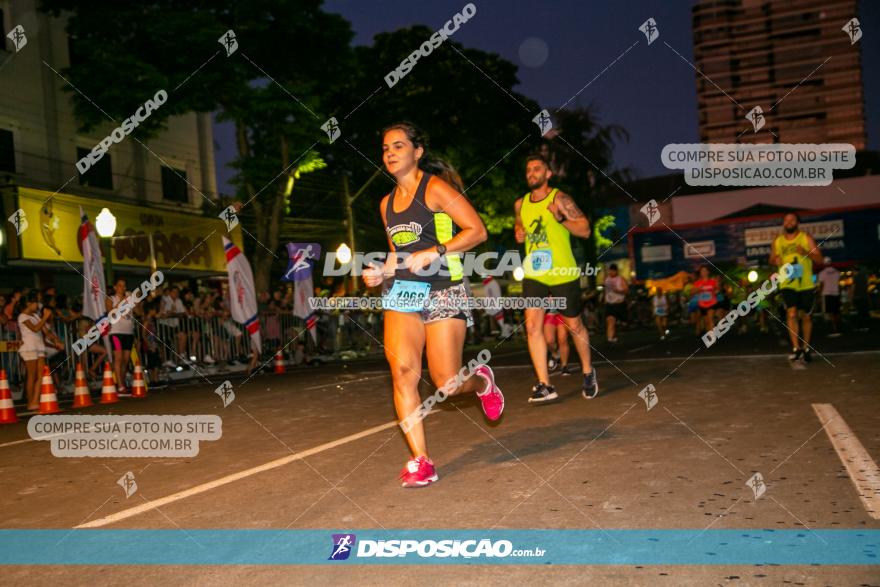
[812,403,880,520]
[75,419,400,528]
[492,349,880,368]
[628,343,655,353]
[303,373,389,390]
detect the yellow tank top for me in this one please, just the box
[520,189,579,286]
[773,231,814,291]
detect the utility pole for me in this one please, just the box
[341,170,382,294]
[342,175,356,294]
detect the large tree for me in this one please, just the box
[40,0,353,290]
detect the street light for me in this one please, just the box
[513,266,525,282]
[747,270,758,283]
[95,207,117,284]
[95,207,117,238]
[336,243,352,265]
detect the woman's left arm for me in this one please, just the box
[427,177,487,253]
[405,177,487,271]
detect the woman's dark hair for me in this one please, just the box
[55,294,68,310]
[15,291,40,314]
[382,121,464,193]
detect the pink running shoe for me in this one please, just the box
[474,364,504,421]
[400,456,439,488]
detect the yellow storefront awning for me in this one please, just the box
[11,187,244,274]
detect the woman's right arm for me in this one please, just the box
[21,309,52,332]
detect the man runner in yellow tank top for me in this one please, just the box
[769,212,822,363]
[515,154,598,403]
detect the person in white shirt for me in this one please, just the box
[106,278,138,395]
[652,287,670,340]
[817,257,841,336]
[159,286,188,367]
[17,292,55,411]
[603,263,629,343]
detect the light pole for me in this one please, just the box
[95,207,117,285]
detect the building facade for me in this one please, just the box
[692,0,865,147]
[0,0,239,291]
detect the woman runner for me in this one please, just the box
[362,122,504,488]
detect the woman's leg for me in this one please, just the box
[117,349,131,389]
[424,317,484,397]
[384,311,427,457]
[556,323,570,366]
[25,359,38,409]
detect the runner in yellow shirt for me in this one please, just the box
[769,212,822,363]
[515,154,597,403]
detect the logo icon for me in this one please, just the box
[283,243,321,282]
[639,199,660,227]
[638,384,658,411]
[219,30,238,56]
[219,205,239,231]
[746,472,766,500]
[329,533,356,560]
[8,208,28,235]
[321,117,341,144]
[117,471,138,498]
[532,110,553,137]
[7,25,27,52]
[214,380,235,407]
[842,18,862,45]
[746,106,765,133]
[639,18,659,45]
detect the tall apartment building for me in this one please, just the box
[0,0,241,289]
[692,0,866,147]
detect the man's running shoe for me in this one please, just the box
[561,364,575,377]
[788,348,803,361]
[582,368,599,399]
[400,456,438,488]
[118,387,132,398]
[548,353,560,373]
[803,348,813,363]
[474,364,504,421]
[203,354,216,365]
[528,382,558,404]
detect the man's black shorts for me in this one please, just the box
[605,302,627,321]
[522,278,581,318]
[781,289,815,313]
[824,295,840,315]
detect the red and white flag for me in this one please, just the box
[222,236,261,354]
[77,206,112,357]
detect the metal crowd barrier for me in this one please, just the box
[0,309,389,396]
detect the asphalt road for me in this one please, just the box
[1,318,878,585]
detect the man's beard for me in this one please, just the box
[784,225,797,234]
[527,178,544,190]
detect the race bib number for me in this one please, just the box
[530,249,553,272]
[789,263,803,279]
[383,280,430,313]
[699,292,713,302]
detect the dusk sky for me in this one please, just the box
[214,0,879,195]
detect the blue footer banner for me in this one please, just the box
[0,530,878,565]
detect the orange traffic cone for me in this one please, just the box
[72,362,93,408]
[0,369,18,424]
[131,363,147,398]
[38,365,62,414]
[99,362,119,404]
[274,350,285,374]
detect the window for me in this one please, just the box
[0,129,14,173]
[76,146,113,189]
[161,165,188,202]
